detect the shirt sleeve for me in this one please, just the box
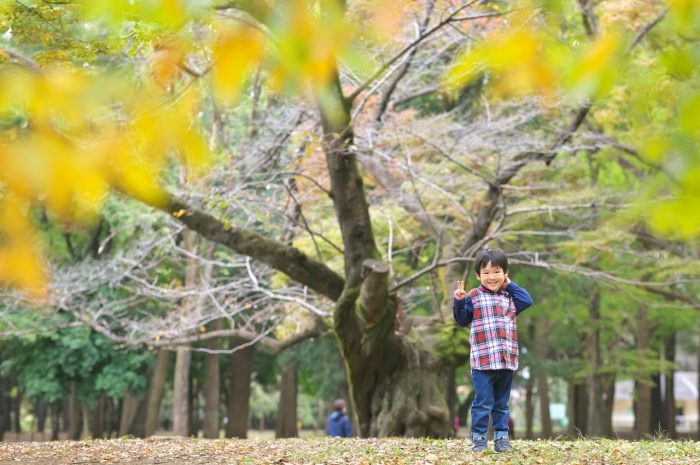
[343,417,352,437]
[506,281,533,314]
[453,296,475,327]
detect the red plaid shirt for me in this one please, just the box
[453,282,532,370]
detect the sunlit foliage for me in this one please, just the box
[443,0,700,240]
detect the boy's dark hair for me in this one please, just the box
[475,248,509,275]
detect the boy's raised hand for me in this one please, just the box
[454,281,467,300]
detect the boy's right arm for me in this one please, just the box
[453,291,474,327]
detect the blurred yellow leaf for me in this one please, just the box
[0,244,47,300]
[150,44,185,89]
[443,30,556,98]
[212,24,264,104]
[567,33,622,98]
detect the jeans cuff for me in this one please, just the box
[494,430,509,441]
[471,433,486,442]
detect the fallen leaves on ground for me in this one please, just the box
[0,436,698,464]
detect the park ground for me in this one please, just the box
[0,437,698,465]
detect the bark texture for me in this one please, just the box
[226,338,254,438]
[275,365,298,438]
[172,346,192,436]
[202,325,223,438]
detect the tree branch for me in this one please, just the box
[347,2,488,103]
[143,194,345,302]
[628,8,669,53]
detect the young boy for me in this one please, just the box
[453,248,533,453]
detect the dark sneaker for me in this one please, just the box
[472,437,488,453]
[494,437,514,453]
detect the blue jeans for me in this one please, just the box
[471,369,513,441]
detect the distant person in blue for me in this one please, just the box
[326,399,352,437]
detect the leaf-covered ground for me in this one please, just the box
[0,437,698,465]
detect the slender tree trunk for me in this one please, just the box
[571,382,588,436]
[91,395,105,439]
[226,338,254,438]
[119,390,138,437]
[202,324,223,439]
[173,346,192,436]
[446,368,457,437]
[586,287,604,436]
[634,306,652,438]
[525,371,535,439]
[35,401,47,433]
[697,338,700,441]
[663,333,677,439]
[275,364,298,438]
[601,374,615,437]
[567,382,575,437]
[651,373,663,433]
[81,404,90,439]
[13,389,22,433]
[538,372,553,437]
[537,318,552,438]
[51,401,60,440]
[0,376,10,440]
[188,366,199,437]
[142,349,172,437]
[68,382,82,440]
[525,321,535,439]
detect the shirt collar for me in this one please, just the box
[479,284,508,295]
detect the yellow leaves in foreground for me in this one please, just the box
[567,33,622,98]
[84,0,188,30]
[212,24,264,104]
[0,198,47,300]
[0,65,210,295]
[443,30,557,100]
[443,27,623,101]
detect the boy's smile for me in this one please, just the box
[477,261,508,292]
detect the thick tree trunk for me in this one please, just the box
[275,364,298,438]
[173,346,192,436]
[586,287,604,436]
[226,338,254,438]
[663,333,676,439]
[634,306,652,438]
[202,324,223,439]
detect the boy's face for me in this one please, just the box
[476,261,508,292]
